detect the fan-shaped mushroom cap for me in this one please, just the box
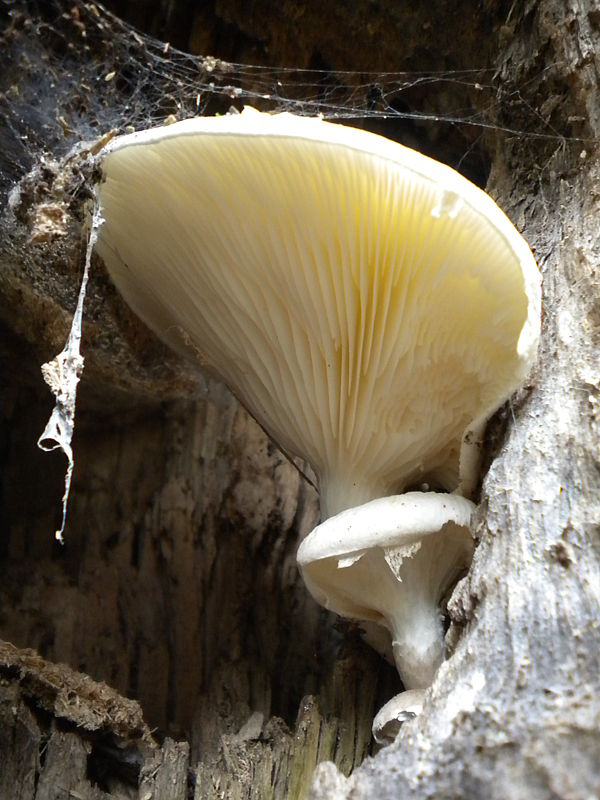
[96,107,540,518]
[297,492,474,690]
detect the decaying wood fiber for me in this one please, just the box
[0,1,599,798]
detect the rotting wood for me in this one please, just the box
[1,1,599,798]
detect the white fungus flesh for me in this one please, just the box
[297,492,475,690]
[96,107,541,519]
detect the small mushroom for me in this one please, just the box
[297,492,474,692]
[372,689,425,745]
[95,108,540,733]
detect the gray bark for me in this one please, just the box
[0,1,598,798]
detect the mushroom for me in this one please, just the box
[95,107,541,731]
[297,492,475,692]
[372,689,426,745]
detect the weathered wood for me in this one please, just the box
[0,642,198,800]
[34,731,107,800]
[1,1,599,798]
[0,683,40,800]
[140,739,190,800]
[0,640,154,800]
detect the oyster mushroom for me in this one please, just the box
[297,493,475,692]
[95,107,541,732]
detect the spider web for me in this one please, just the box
[2,0,576,195]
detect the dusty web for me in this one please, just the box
[3,0,576,183]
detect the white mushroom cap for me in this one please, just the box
[372,689,425,745]
[297,492,474,690]
[96,107,541,518]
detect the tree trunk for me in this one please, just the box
[0,1,598,799]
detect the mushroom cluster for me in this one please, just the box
[96,107,541,739]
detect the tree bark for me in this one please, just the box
[0,1,599,799]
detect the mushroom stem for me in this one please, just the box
[388,565,447,689]
[320,476,387,519]
[297,492,475,690]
